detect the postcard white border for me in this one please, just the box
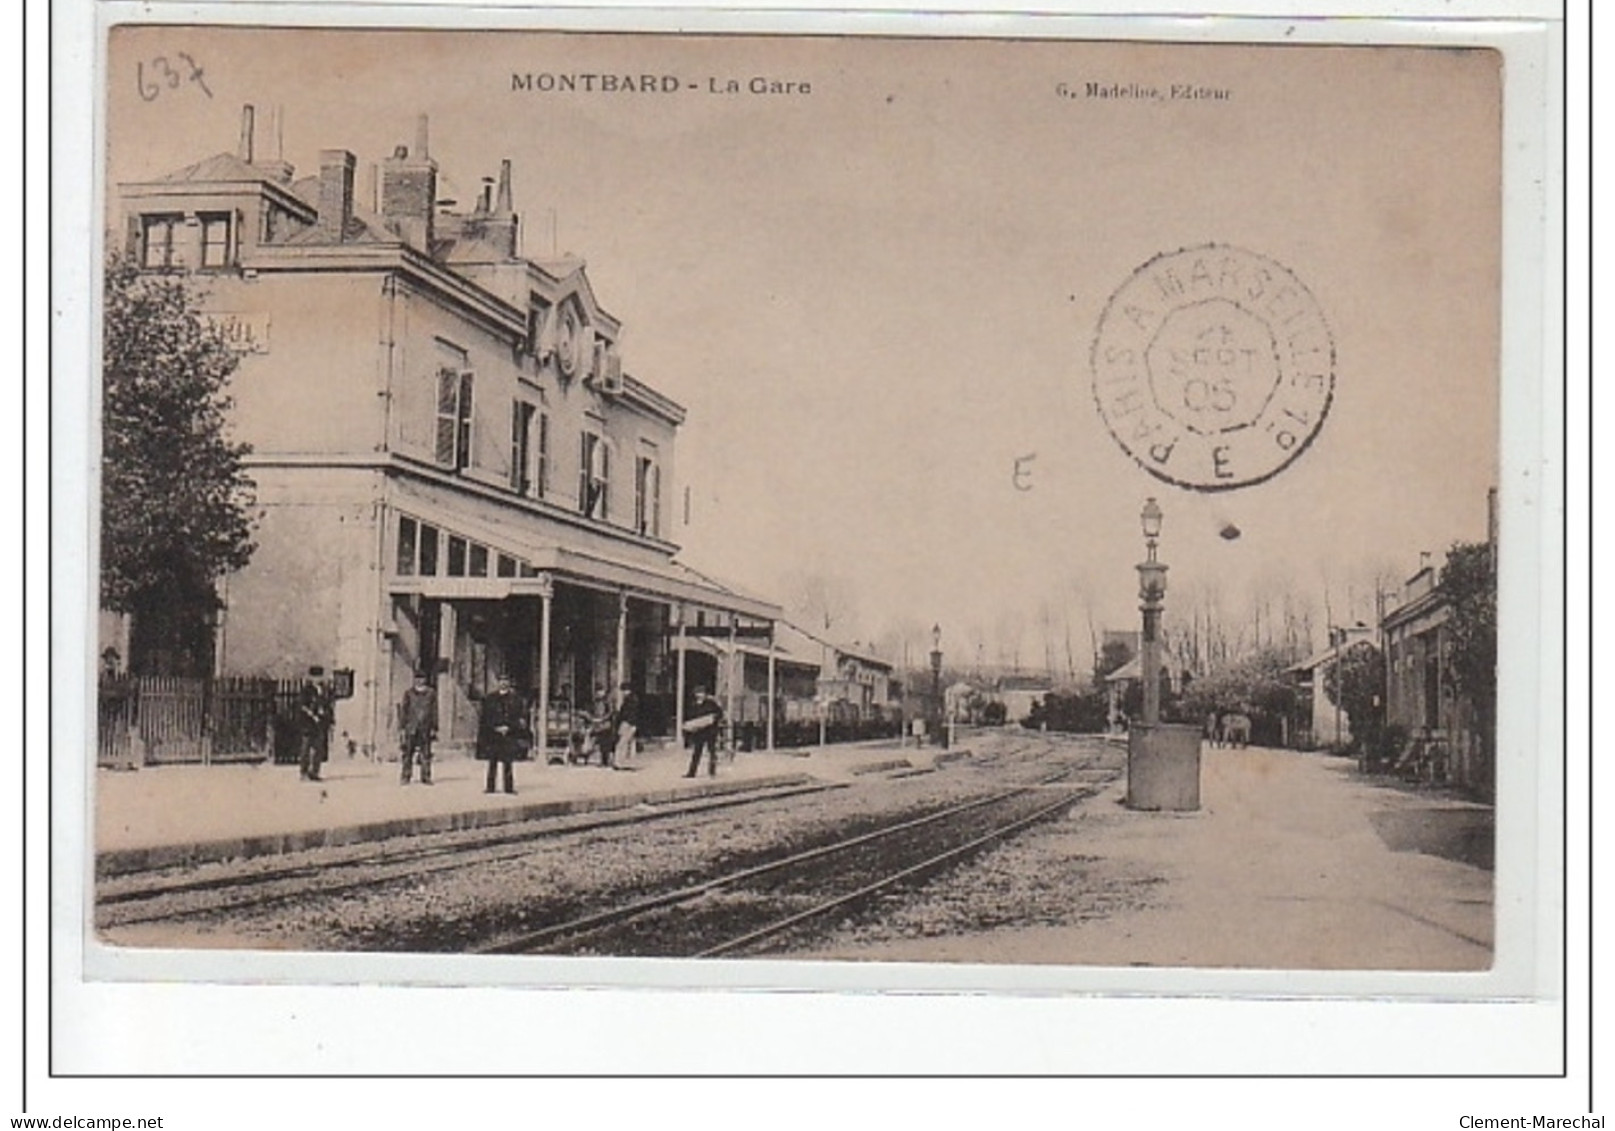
[45,0,1572,1085]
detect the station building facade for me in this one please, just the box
[1382,561,1491,799]
[673,621,899,738]
[111,108,781,757]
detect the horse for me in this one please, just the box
[1219,713,1252,748]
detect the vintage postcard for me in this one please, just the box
[73,13,1558,1043]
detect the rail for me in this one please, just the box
[96,779,847,928]
[478,767,1093,958]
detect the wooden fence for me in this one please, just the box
[97,676,308,767]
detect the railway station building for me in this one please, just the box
[671,621,901,746]
[109,107,783,758]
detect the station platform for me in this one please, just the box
[93,736,959,878]
[92,733,1498,971]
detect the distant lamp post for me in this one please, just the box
[930,623,946,749]
[1136,498,1169,727]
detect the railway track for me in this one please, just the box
[95,777,849,929]
[476,766,1105,959]
[98,734,1120,952]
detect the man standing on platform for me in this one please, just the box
[397,670,438,785]
[682,687,725,778]
[297,667,334,782]
[477,674,529,795]
[613,681,640,770]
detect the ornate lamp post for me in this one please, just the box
[1125,496,1199,811]
[1136,498,1168,727]
[930,623,946,749]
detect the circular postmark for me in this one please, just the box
[1090,244,1335,492]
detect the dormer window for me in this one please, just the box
[526,295,550,357]
[141,214,181,269]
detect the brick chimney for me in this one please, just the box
[239,105,255,163]
[380,115,437,251]
[478,158,519,257]
[316,149,356,242]
[246,104,294,185]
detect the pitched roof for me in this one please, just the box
[277,214,393,245]
[153,152,265,184]
[269,177,395,245]
[1104,658,1170,683]
[1286,637,1377,675]
[770,622,892,672]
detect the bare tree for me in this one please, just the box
[872,614,928,673]
[967,621,987,679]
[1062,607,1078,685]
[1064,571,1102,685]
[994,609,1026,674]
[784,569,861,639]
[1037,600,1057,682]
[1279,586,1318,662]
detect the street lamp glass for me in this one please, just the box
[1141,497,1164,541]
[1137,560,1168,601]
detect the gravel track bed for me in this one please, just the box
[547,787,1092,957]
[97,783,838,929]
[804,813,1167,957]
[97,735,1119,955]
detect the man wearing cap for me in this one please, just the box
[297,667,334,782]
[682,688,725,779]
[397,670,439,785]
[477,673,529,795]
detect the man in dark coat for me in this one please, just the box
[682,688,725,779]
[297,669,334,782]
[397,670,439,785]
[477,674,529,795]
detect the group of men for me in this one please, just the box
[578,682,642,771]
[388,674,729,791]
[396,669,535,793]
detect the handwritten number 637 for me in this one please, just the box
[138,54,212,102]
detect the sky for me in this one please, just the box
[103,27,1505,667]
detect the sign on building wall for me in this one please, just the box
[204,312,271,354]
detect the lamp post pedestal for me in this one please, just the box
[1126,723,1203,811]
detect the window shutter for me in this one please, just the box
[651,463,661,538]
[510,402,523,492]
[537,414,549,497]
[435,369,458,465]
[124,215,142,258]
[634,458,646,533]
[456,372,474,471]
[579,432,590,512]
